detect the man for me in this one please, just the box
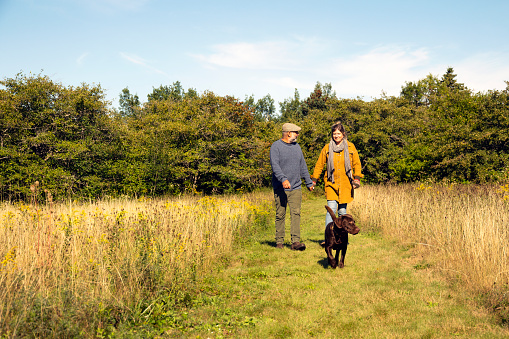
[270,122,315,250]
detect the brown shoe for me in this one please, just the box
[291,242,306,251]
[276,243,284,249]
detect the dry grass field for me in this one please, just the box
[1,183,509,337]
[0,191,272,337]
[350,183,509,309]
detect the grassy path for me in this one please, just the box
[168,194,509,338]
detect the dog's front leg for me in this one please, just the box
[338,244,347,268]
[324,225,337,268]
[325,246,337,268]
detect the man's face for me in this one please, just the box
[288,131,299,143]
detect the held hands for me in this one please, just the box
[308,179,316,191]
[283,179,317,191]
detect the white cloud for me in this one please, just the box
[326,46,435,98]
[193,39,509,102]
[194,41,439,99]
[325,47,509,98]
[120,52,147,66]
[331,47,429,76]
[76,52,89,66]
[454,52,509,93]
[120,52,168,76]
[193,41,301,70]
[265,77,312,93]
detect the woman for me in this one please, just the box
[311,121,363,231]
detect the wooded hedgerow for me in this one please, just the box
[1,68,508,201]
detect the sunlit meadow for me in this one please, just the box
[351,183,509,295]
[3,182,509,336]
[0,190,272,336]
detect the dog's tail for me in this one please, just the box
[325,205,337,223]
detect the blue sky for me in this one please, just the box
[1,0,508,110]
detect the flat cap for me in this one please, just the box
[282,122,302,132]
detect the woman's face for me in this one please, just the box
[332,129,344,144]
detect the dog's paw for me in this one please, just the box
[330,259,337,269]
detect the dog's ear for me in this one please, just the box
[334,215,344,229]
[335,221,342,229]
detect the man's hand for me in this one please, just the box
[282,180,291,189]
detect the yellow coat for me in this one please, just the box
[311,141,363,204]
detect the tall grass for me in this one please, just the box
[350,183,509,306]
[0,191,272,337]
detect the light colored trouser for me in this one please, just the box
[274,188,302,244]
[325,200,347,227]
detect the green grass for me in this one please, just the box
[153,192,509,338]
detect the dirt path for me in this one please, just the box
[168,194,509,338]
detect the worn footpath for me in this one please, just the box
[168,193,509,338]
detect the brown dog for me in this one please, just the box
[321,205,360,269]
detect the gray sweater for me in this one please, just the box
[270,139,314,191]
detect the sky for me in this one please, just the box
[1,0,508,110]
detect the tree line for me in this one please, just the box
[1,68,508,201]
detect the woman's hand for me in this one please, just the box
[353,179,360,189]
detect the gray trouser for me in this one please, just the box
[274,188,302,244]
